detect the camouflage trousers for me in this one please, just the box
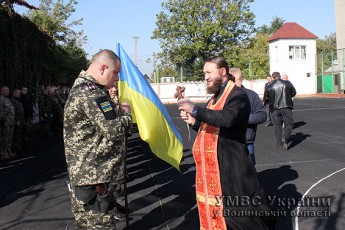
[0,125,14,159]
[69,182,118,230]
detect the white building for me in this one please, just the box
[334,0,345,91]
[268,22,318,95]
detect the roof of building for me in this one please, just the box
[269,22,318,42]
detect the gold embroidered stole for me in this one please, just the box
[193,81,234,230]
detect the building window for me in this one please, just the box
[289,45,306,59]
[160,77,175,83]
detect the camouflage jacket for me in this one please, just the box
[38,94,53,118]
[0,95,15,126]
[10,97,25,123]
[56,94,66,107]
[63,71,132,186]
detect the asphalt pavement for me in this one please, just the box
[1,97,345,230]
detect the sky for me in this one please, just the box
[15,0,336,76]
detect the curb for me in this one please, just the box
[296,93,345,98]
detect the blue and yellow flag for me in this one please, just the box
[115,43,183,170]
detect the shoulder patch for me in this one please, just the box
[95,96,116,120]
[100,101,112,112]
[85,80,97,90]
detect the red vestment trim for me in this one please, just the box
[193,81,235,230]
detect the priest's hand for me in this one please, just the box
[178,98,195,113]
[180,110,196,125]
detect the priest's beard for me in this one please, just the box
[206,78,223,94]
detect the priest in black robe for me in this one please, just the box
[178,56,276,230]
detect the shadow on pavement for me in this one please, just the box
[314,193,345,230]
[0,125,71,229]
[0,125,67,207]
[289,132,311,149]
[258,165,302,230]
[119,133,199,230]
[293,121,307,129]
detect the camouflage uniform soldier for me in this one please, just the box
[64,49,132,230]
[48,88,62,133]
[38,88,53,137]
[56,88,66,107]
[53,88,66,133]
[20,86,33,149]
[10,88,25,155]
[0,86,15,160]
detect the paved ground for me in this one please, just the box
[1,97,345,230]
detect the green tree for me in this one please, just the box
[1,1,53,100]
[152,0,255,81]
[316,32,337,75]
[256,16,285,35]
[26,0,88,86]
[27,0,85,45]
[228,16,285,79]
[232,33,270,80]
[0,0,38,12]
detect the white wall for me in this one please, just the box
[150,80,267,104]
[335,0,345,89]
[269,39,317,95]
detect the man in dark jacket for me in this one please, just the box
[231,67,267,165]
[263,75,273,126]
[178,57,275,230]
[267,72,296,150]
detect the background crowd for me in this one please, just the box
[0,85,70,161]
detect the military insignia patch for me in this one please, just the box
[95,96,116,120]
[86,80,97,90]
[100,101,112,112]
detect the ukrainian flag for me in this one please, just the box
[115,43,183,170]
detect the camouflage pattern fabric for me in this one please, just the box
[38,94,53,135]
[0,95,15,159]
[50,95,64,132]
[0,126,14,159]
[70,182,117,230]
[0,95,15,125]
[38,94,53,121]
[56,94,66,107]
[64,70,132,229]
[10,97,25,123]
[10,97,25,153]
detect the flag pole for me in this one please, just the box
[112,81,130,228]
[124,136,130,229]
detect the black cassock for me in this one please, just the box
[192,84,276,230]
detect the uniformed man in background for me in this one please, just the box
[20,86,34,149]
[0,86,15,160]
[64,49,132,229]
[38,87,53,137]
[10,88,25,155]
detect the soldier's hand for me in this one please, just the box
[119,102,131,114]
